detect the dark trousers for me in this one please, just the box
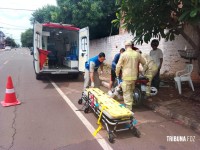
[151,70,160,90]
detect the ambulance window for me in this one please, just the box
[81,36,87,52]
[36,32,40,48]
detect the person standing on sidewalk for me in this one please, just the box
[116,40,146,110]
[150,39,163,90]
[84,52,106,90]
[108,48,125,95]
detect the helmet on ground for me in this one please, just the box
[150,87,158,96]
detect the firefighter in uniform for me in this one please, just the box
[116,40,146,110]
[138,51,158,96]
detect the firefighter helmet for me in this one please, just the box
[150,87,158,96]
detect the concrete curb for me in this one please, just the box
[101,80,200,135]
[144,102,200,134]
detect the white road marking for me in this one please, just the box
[3,60,9,64]
[50,80,113,150]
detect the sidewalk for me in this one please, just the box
[99,68,200,135]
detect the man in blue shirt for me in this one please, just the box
[108,48,125,94]
[84,52,106,90]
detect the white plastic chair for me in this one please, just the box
[174,64,194,94]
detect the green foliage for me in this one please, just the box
[21,29,33,47]
[30,5,60,24]
[25,5,60,47]
[57,0,119,39]
[115,0,200,45]
[29,1,118,39]
[5,37,17,47]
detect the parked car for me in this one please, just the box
[5,46,11,51]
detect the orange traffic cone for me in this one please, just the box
[1,76,21,107]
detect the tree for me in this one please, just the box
[21,29,33,47]
[26,5,60,48]
[30,5,60,24]
[29,1,118,39]
[57,0,119,39]
[5,37,17,47]
[114,0,200,72]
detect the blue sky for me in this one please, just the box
[0,0,57,45]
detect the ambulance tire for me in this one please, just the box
[72,73,79,79]
[36,73,41,80]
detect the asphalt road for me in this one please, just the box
[0,48,199,150]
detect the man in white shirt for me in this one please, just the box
[150,39,163,90]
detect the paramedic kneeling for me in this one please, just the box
[137,51,158,96]
[116,40,146,110]
[84,52,106,90]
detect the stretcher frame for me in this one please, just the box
[78,89,141,143]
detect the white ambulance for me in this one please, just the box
[33,22,89,80]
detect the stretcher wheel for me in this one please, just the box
[108,132,115,143]
[131,127,141,138]
[78,99,82,104]
[84,107,89,113]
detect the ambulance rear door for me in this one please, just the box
[78,27,89,72]
[33,21,43,74]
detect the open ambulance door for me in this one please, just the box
[33,21,43,75]
[79,27,89,72]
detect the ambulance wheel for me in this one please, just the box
[73,73,79,79]
[108,132,115,143]
[131,127,141,138]
[84,107,89,113]
[36,73,41,80]
[78,99,82,104]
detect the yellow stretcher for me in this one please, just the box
[78,88,141,143]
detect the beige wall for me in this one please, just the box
[89,27,200,81]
